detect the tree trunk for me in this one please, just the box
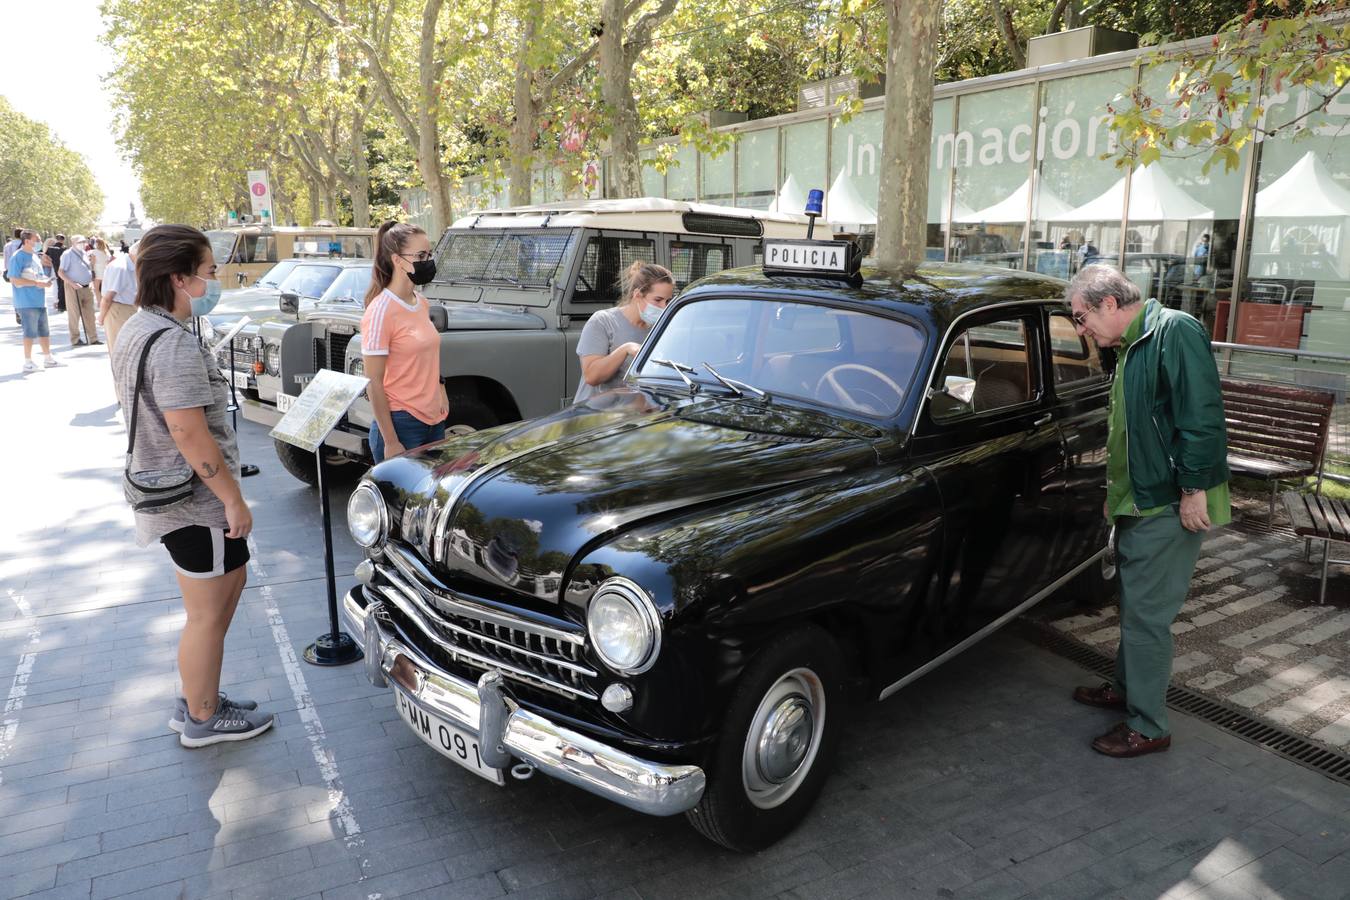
[508,3,541,207]
[349,113,371,227]
[988,0,1025,69]
[307,179,321,224]
[874,0,943,269]
[600,0,642,198]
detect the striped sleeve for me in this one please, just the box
[361,296,392,356]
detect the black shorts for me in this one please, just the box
[161,526,250,579]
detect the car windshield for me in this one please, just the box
[256,259,301,289]
[433,229,577,286]
[319,265,373,303]
[205,230,237,266]
[279,264,342,298]
[632,298,925,419]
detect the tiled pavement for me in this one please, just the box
[2,294,1350,900]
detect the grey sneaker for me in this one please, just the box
[179,699,274,748]
[43,356,62,368]
[169,693,259,733]
[22,360,37,372]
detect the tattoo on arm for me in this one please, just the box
[201,462,219,479]
[169,422,185,434]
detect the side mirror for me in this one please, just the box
[428,303,448,332]
[279,291,299,315]
[236,272,247,287]
[938,375,976,406]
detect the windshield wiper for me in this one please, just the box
[648,357,699,394]
[702,361,767,400]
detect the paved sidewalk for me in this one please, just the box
[3,296,1350,900]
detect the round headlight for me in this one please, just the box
[251,334,265,353]
[586,578,661,674]
[348,357,365,378]
[346,483,388,549]
[264,343,281,376]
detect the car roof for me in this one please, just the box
[681,261,1070,332]
[288,258,370,268]
[450,197,810,238]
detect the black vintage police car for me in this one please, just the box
[340,239,1114,850]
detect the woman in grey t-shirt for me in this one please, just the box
[574,260,675,403]
[110,225,273,749]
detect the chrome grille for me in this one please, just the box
[328,332,353,373]
[226,337,255,372]
[373,559,595,700]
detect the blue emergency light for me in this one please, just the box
[804,189,824,239]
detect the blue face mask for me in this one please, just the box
[640,302,664,327]
[189,275,222,316]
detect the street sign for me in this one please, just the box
[270,369,369,454]
[247,169,273,220]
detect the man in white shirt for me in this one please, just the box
[99,242,138,353]
[59,235,100,346]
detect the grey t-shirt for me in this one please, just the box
[574,306,649,403]
[112,307,240,546]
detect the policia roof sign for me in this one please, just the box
[763,239,862,282]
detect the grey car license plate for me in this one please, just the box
[393,686,504,785]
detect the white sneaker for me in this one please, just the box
[22,360,37,372]
[43,356,62,368]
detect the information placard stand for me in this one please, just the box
[269,370,372,667]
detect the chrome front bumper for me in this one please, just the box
[341,585,706,817]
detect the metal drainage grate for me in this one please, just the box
[1231,515,1296,539]
[1017,620,1350,786]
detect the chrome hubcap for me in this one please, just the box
[742,668,825,809]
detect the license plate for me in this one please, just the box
[393,687,504,785]
[232,371,251,390]
[275,392,294,413]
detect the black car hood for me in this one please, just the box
[392,390,878,603]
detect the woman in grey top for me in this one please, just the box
[110,225,273,748]
[574,260,675,403]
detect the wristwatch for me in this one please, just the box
[1180,486,1202,495]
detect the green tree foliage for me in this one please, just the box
[1108,0,1349,174]
[0,97,103,234]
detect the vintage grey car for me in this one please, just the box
[239,199,811,484]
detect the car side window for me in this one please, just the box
[669,241,729,291]
[930,316,1035,421]
[1047,311,1106,388]
[572,236,656,304]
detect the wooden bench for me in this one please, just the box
[1221,378,1336,520]
[1281,492,1350,604]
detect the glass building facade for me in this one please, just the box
[424,38,1349,394]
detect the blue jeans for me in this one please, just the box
[369,410,445,463]
[18,307,49,339]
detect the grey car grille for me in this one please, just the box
[311,332,354,374]
[225,336,255,372]
[371,552,595,700]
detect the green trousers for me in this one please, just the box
[1111,508,1205,739]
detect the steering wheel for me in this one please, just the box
[815,363,905,415]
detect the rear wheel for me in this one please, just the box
[1059,527,1119,610]
[686,627,843,852]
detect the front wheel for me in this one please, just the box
[686,627,843,852]
[272,439,363,487]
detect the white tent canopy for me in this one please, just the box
[1255,151,1350,218]
[825,169,878,226]
[956,178,1072,223]
[768,174,808,216]
[1058,165,1214,223]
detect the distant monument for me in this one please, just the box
[124,202,144,243]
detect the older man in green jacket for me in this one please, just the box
[1066,265,1231,758]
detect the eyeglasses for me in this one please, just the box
[397,251,434,262]
[1071,309,1091,327]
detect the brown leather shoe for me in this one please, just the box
[1091,722,1171,758]
[1072,682,1127,710]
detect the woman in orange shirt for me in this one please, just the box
[360,221,449,462]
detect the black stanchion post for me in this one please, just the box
[304,443,362,666]
[226,335,261,477]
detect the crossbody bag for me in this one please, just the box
[123,328,198,511]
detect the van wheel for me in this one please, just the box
[272,439,361,487]
[445,394,499,431]
[686,627,843,852]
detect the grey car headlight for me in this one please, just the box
[586,578,661,675]
[347,483,388,548]
[348,357,365,378]
[264,343,281,376]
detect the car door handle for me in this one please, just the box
[1032,413,1053,427]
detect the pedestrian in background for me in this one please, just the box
[109,223,272,748]
[1067,265,1230,758]
[100,241,138,353]
[88,236,111,299]
[574,260,674,404]
[6,230,62,372]
[359,221,448,463]
[2,228,20,277]
[59,235,100,346]
[46,234,67,313]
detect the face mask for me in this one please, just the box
[188,275,222,316]
[640,302,665,326]
[409,258,437,286]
